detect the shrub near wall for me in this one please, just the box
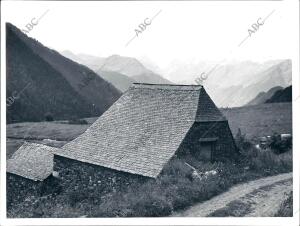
[92,159,238,217]
[92,150,292,217]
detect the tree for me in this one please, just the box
[45,113,54,121]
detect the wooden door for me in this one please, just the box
[199,142,212,161]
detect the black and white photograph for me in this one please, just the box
[1,0,299,225]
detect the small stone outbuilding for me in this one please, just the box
[7,142,61,208]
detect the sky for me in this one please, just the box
[1,1,296,70]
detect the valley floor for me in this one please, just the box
[172,172,293,217]
[6,103,293,218]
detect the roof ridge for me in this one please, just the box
[131,83,203,91]
[132,83,203,87]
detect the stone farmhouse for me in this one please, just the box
[54,83,238,192]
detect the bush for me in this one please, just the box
[93,159,234,217]
[234,129,259,167]
[248,149,292,175]
[131,189,172,217]
[270,133,292,154]
[234,130,292,175]
[235,128,252,151]
[45,113,54,121]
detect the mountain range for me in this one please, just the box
[61,50,105,71]
[6,23,121,123]
[246,85,292,105]
[61,52,172,92]
[63,50,292,107]
[266,86,292,103]
[246,86,283,106]
[203,59,292,107]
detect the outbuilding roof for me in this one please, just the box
[56,83,226,178]
[7,142,59,181]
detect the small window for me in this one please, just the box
[194,137,218,162]
[198,142,213,161]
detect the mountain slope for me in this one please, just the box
[61,51,105,71]
[97,70,136,92]
[207,60,292,107]
[99,54,146,77]
[61,52,173,90]
[266,86,292,103]
[61,51,135,91]
[6,23,121,123]
[99,55,173,84]
[246,86,283,106]
[132,72,172,84]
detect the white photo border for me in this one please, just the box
[1,0,299,225]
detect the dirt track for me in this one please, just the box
[172,172,293,217]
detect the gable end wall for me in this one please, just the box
[176,121,238,160]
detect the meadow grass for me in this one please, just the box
[8,148,292,218]
[274,191,293,217]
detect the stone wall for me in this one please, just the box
[7,173,40,209]
[53,155,150,201]
[7,173,61,209]
[177,121,238,161]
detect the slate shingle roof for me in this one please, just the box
[56,83,226,178]
[7,142,59,181]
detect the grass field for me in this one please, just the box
[6,121,91,158]
[221,102,292,140]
